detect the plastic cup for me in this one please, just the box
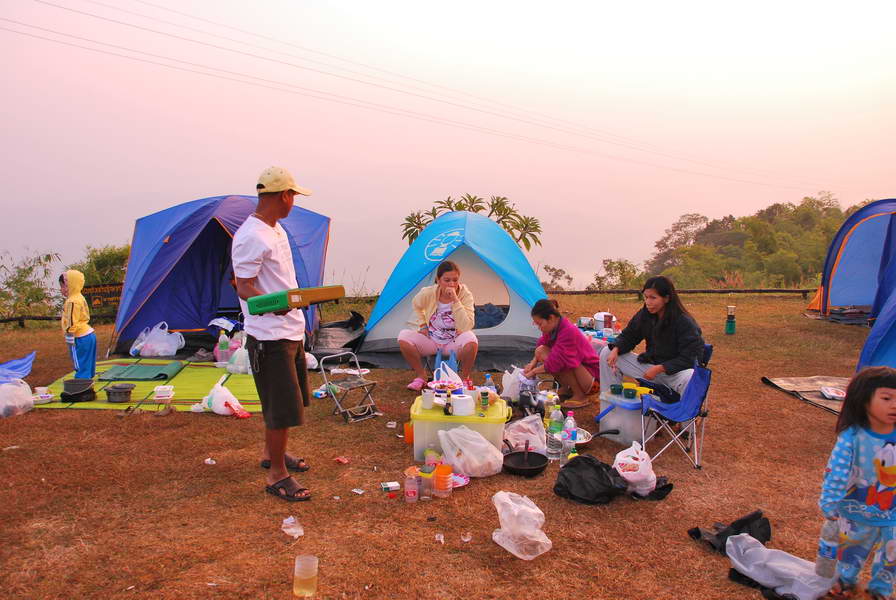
[35,387,49,395]
[421,389,434,409]
[433,464,453,498]
[293,555,318,597]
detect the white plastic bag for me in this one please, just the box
[226,347,250,374]
[305,352,318,370]
[491,491,553,560]
[438,426,503,478]
[0,379,33,418]
[726,533,833,600]
[138,322,185,357]
[504,414,547,455]
[613,441,657,496]
[501,366,524,402]
[202,376,246,416]
[129,326,150,357]
[433,362,463,385]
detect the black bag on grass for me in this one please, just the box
[553,455,628,504]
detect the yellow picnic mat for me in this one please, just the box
[35,359,261,412]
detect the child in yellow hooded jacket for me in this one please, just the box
[60,270,97,379]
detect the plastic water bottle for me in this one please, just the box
[484,373,498,394]
[562,411,578,443]
[404,475,418,503]
[216,330,229,362]
[559,411,578,466]
[816,519,839,578]
[546,408,565,460]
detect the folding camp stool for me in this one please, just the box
[319,351,379,423]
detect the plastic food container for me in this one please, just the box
[410,396,510,461]
[597,392,658,446]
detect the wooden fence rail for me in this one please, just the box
[0,314,117,328]
[550,288,815,299]
[0,289,814,327]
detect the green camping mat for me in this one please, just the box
[99,361,185,381]
[36,362,262,412]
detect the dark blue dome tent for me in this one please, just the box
[808,198,896,369]
[110,195,330,355]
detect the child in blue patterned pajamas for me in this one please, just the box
[820,366,896,600]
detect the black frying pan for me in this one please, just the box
[503,439,549,477]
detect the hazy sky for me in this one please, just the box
[2,0,894,291]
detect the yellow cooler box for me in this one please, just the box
[410,396,510,461]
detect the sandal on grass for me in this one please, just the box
[260,456,310,472]
[265,476,311,502]
[407,377,426,392]
[821,581,855,599]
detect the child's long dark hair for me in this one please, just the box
[836,366,896,433]
[642,276,691,330]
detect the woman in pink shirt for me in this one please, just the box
[523,299,600,408]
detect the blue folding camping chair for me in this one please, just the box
[638,344,713,469]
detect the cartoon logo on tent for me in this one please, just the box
[424,229,464,262]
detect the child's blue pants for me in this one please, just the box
[69,332,97,379]
[837,519,896,596]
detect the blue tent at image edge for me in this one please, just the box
[358,211,547,370]
[111,195,330,355]
[807,198,896,370]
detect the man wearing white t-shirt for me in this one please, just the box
[232,166,313,503]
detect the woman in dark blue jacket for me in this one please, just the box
[599,276,704,396]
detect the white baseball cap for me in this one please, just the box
[256,166,312,196]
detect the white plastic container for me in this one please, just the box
[410,396,510,461]
[597,392,657,446]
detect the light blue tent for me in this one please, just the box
[360,211,546,369]
[111,195,330,354]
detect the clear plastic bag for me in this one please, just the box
[138,322,185,357]
[501,366,524,402]
[202,377,246,416]
[504,414,547,455]
[226,347,250,374]
[432,363,463,386]
[0,379,34,418]
[491,491,553,560]
[613,441,657,496]
[438,426,503,478]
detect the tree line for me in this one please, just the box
[541,193,871,291]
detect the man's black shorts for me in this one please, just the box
[246,336,310,429]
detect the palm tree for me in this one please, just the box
[457,193,486,213]
[487,196,520,232]
[512,215,543,251]
[422,207,440,224]
[401,194,541,250]
[400,211,430,245]
[434,196,458,214]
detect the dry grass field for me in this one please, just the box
[0,294,870,599]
